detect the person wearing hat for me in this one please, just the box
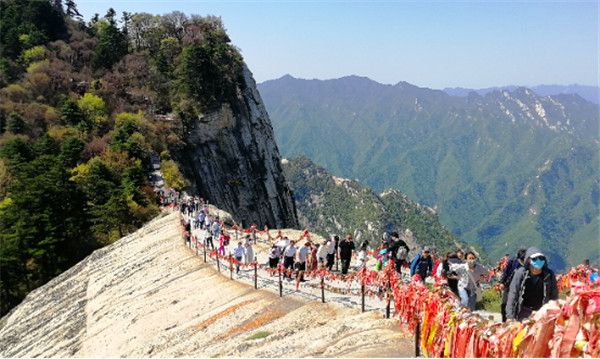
[410,246,434,282]
[505,247,559,321]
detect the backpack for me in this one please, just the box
[396,246,408,261]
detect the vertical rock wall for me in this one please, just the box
[175,65,298,229]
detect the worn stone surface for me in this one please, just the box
[174,65,298,229]
[0,211,414,358]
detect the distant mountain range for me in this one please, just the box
[443,84,599,104]
[259,75,600,271]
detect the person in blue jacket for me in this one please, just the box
[410,246,433,282]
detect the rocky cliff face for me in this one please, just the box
[174,65,298,229]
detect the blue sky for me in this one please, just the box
[75,0,598,90]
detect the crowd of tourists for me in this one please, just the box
[169,192,572,323]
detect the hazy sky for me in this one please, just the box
[75,0,598,90]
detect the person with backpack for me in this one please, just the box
[388,231,410,275]
[410,247,433,282]
[499,248,526,322]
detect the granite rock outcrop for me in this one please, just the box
[174,65,298,229]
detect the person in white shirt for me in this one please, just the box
[268,244,281,272]
[232,242,245,274]
[316,240,330,269]
[326,236,338,271]
[449,251,489,311]
[243,235,254,264]
[356,240,369,270]
[296,242,311,282]
[204,228,214,250]
[283,241,297,278]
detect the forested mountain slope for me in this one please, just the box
[0,0,296,316]
[260,75,600,271]
[282,155,472,260]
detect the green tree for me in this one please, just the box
[78,93,108,127]
[71,157,118,206]
[91,9,128,73]
[58,136,85,168]
[0,0,67,61]
[0,137,35,164]
[90,188,131,240]
[35,133,60,156]
[0,155,94,316]
[110,119,147,162]
[5,112,26,134]
[60,97,84,127]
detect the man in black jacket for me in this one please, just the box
[387,231,410,275]
[338,234,355,275]
[506,247,559,321]
[499,248,526,322]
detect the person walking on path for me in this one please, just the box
[338,234,356,275]
[410,247,434,282]
[283,240,297,279]
[268,244,281,272]
[309,242,319,271]
[243,235,254,264]
[449,251,489,311]
[316,240,330,269]
[388,231,410,275]
[436,251,461,298]
[232,242,245,274]
[326,237,337,271]
[506,247,559,321]
[217,234,226,256]
[499,248,526,322]
[356,240,369,270]
[204,228,214,250]
[296,242,311,282]
[375,242,390,271]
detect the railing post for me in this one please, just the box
[230,256,233,280]
[279,268,283,297]
[321,277,325,303]
[361,283,365,312]
[254,257,258,289]
[386,288,391,318]
[415,318,421,357]
[203,243,207,263]
[385,268,392,318]
[216,252,220,272]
